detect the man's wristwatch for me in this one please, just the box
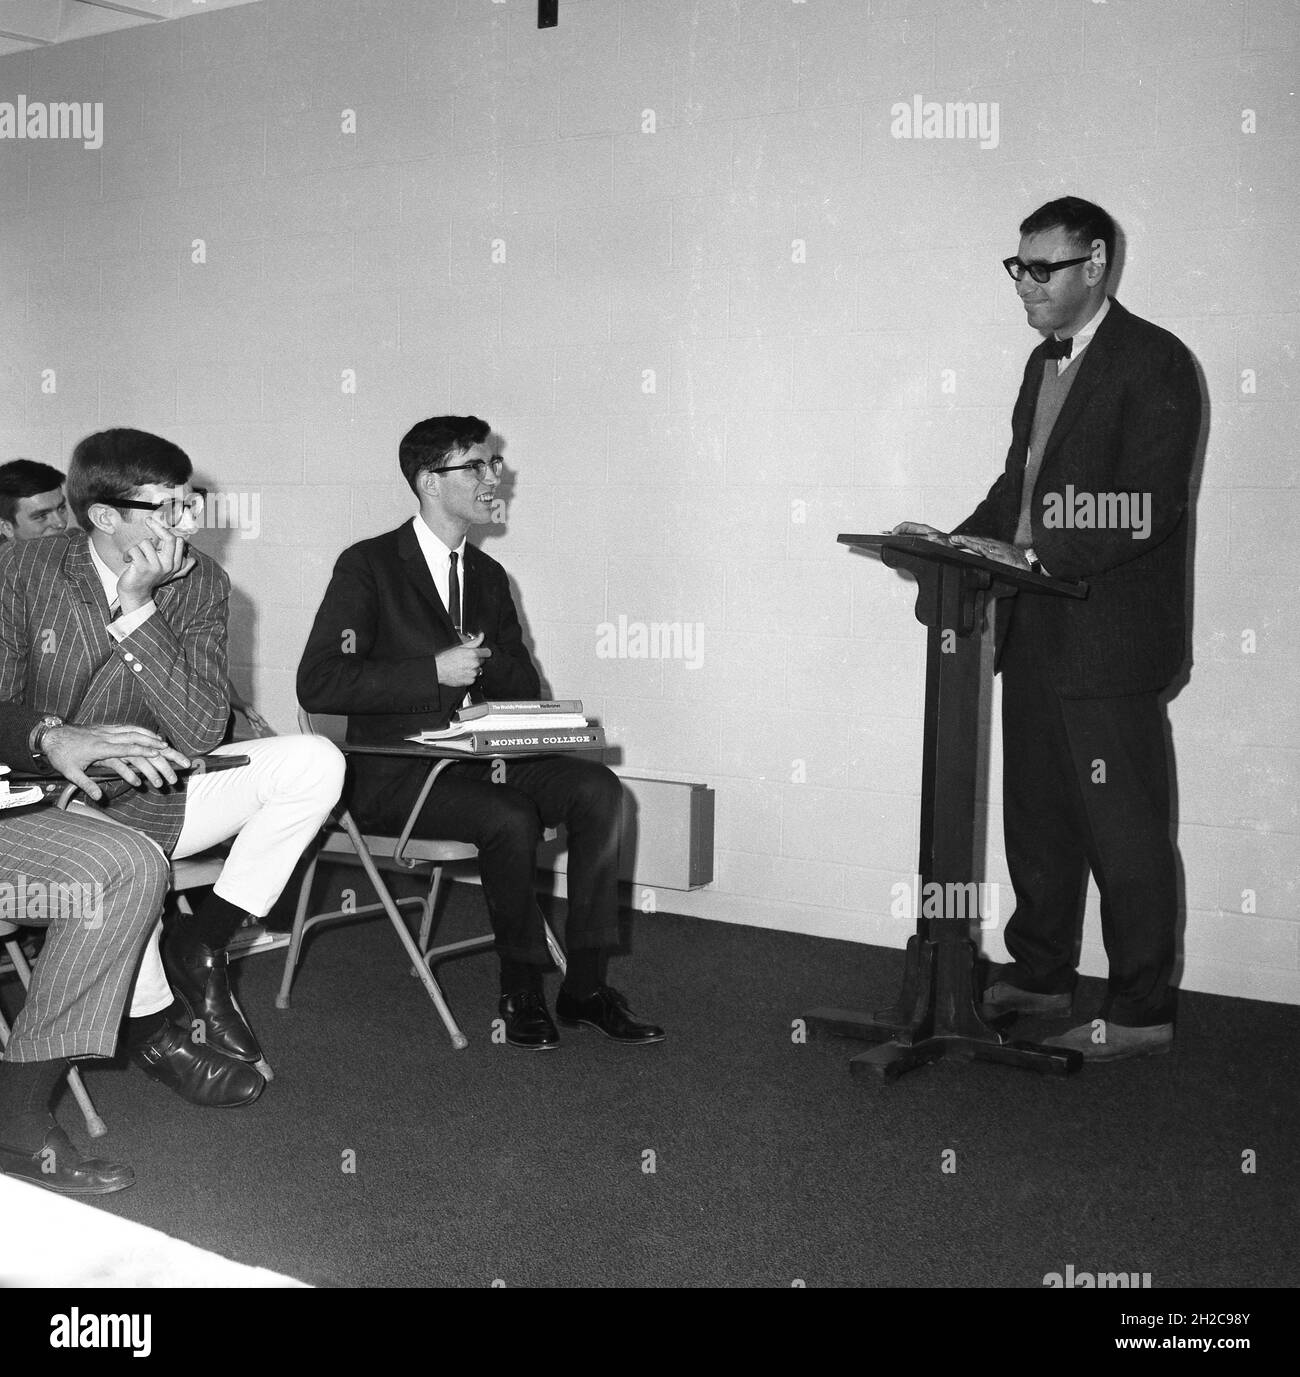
[1024,548,1042,574]
[28,714,64,763]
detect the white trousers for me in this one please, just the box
[130,734,345,1017]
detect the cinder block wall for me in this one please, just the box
[1,0,1295,1003]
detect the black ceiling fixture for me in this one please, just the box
[539,0,557,28]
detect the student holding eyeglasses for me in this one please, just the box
[890,197,1202,1063]
[298,416,665,1052]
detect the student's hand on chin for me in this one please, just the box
[143,516,196,580]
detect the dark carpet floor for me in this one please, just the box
[14,881,1300,1290]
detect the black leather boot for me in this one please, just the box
[163,929,272,1079]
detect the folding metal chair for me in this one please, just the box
[0,920,107,1138]
[281,709,564,1050]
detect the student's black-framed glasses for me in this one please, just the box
[435,456,505,480]
[111,490,207,522]
[1002,255,1092,284]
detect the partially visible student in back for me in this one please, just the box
[0,460,68,541]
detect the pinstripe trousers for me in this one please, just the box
[1,810,168,1063]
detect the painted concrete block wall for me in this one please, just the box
[1,0,1295,1002]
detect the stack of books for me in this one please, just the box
[406,700,606,755]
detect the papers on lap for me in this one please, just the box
[415,713,589,739]
[0,764,45,810]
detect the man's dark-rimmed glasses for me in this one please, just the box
[111,489,207,522]
[1003,255,1092,284]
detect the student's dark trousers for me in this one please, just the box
[360,754,623,966]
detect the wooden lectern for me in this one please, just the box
[804,533,1089,1082]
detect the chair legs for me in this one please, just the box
[277,820,471,1050]
[0,938,107,1139]
[417,908,568,978]
[409,861,567,992]
[277,814,570,1051]
[411,851,568,975]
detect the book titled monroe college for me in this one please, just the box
[407,725,606,755]
[408,699,603,754]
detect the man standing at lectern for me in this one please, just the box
[892,197,1201,1061]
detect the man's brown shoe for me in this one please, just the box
[1043,1020,1173,1062]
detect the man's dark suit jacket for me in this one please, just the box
[0,531,231,851]
[953,298,1201,697]
[297,520,541,827]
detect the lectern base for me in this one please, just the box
[849,1034,1081,1081]
[804,1007,1083,1081]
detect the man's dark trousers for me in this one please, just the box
[361,753,622,966]
[999,610,1178,1027]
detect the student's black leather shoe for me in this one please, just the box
[164,930,272,1079]
[131,1021,265,1107]
[499,990,560,1050]
[556,986,665,1044]
[0,1125,135,1196]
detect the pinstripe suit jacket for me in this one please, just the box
[0,531,231,853]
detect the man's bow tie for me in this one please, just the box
[1043,335,1073,360]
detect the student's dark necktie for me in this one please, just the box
[448,551,461,634]
[450,551,484,704]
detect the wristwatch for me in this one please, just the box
[1024,548,1042,574]
[28,714,64,762]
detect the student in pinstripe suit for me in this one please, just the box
[1,709,175,1193]
[0,429,345,1103]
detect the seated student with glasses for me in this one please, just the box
[0,428,345,1104]
[298,415,664,1051]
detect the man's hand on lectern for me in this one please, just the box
[886,521,948,539]
[948,534,1032,570]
